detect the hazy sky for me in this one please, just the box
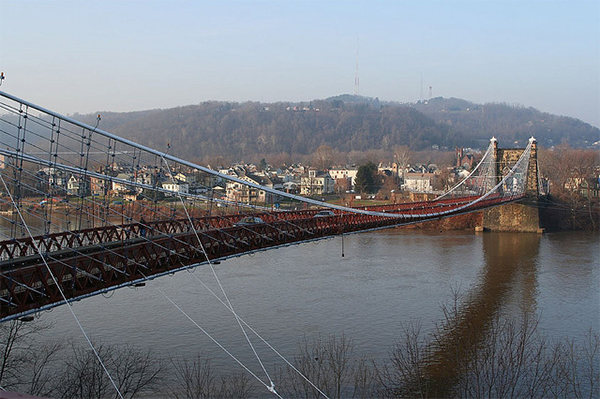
[1,0,599,127]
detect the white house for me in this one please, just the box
[403,172,439,193]
[67,175,89,196]
[162,180,189,195]
[300,169,335,196]
[112,173,135,192]
[225,173,281,203]
[328,167,358,189]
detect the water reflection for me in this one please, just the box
[6,225,595,396]
[422,232,541,396]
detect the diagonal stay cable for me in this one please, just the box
[160,154,278,393]
[0,161,229,258]
[0,172,125,399]
[148,276,282,397]
[0,176,200,267]
[189,270,331,398]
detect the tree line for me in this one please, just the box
[538,145,600,230]
[2,304,598,398]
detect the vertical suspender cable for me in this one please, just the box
[0,173,125,399]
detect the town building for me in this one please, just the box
[162,180,189,195]
[300,169,335,196]
[328,167,358,190]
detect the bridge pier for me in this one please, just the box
[480,196,544,233]
[478,137,545,233]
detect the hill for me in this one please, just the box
[73,95,599,164]
[411,97,598,149]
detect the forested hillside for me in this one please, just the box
[73,95,598,164]
[412,97,598,149]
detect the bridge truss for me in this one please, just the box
[0,90,534,322]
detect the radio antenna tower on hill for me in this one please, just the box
[420,72,423,101]
[354,34,360,96]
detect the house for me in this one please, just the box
[226,174,263,203]
[328,167,358,190]
[90,175,108,196]
[109,161,130,172]
[564,176,600,198]
[403,172,440,193]
[300,169,335,196]
[48,170,68,192]
[66,175,90,196]
[378,164,395,178]
[282,181,299,194]
[112,173,135,193]
[162,180,189,195]
[174,172,197,184]
[0,154,9,169]
[35,170,49,193]
[225,173,282,204]
[456,147,477,170]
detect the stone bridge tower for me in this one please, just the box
[480,137,544,233]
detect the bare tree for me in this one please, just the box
[0,319,60,393]
[393,145,411,182]
[381,298,600,398]
[312,145,334,171]
[554,329,600,398]
[378,174,399,200]
[376,320,431,398]
[170,354,217,399]
[110,344,163,398]
[216,372,255,399]
[25,341,63,397]
[170,353,255,399]
[54,341,162,399]
[54,342,110,399]
[353,356,377,399]
[538,145,600,229]
[269,152,293,169]
[280,333,376,399]
[451,313,549,398]
[0,320,28,390]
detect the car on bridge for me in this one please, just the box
[234,216,264,226]
[314,210,335,217]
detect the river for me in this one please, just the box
[25,228,600,395]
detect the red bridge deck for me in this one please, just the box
[1,195,517,321]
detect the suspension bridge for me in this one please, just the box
[0,90,541,323]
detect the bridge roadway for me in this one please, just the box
[1,195,516,321]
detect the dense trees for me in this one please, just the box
[354,162,381,194]
[538,145,600,230]
[414,97,599,149]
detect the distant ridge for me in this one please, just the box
[325,94,382,105]
[71,95,598,163]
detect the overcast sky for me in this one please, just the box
[1,0,598,127]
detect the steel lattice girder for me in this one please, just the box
[0,195,521,320]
